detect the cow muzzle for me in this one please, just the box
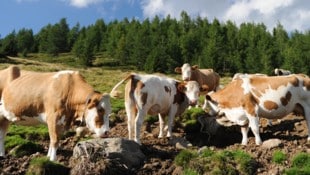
[189,100,197,106]
[100,131,109,138]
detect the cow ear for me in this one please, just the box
[206,95,212,101]
[175,67,182,73]
[200,85,209,92]
[192,65,198,70]
[177,82,186,92]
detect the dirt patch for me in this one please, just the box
[0,113,309,175]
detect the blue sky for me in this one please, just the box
[1,0,309,38]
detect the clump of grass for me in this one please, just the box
[5,135,44,157]
[272,150,287,165]
[179,108,206,122]
[285,152,310,175]
[175,148,257,175]
[8,124,49,140]
[174,149,198,167]
[145,115,158,125]
[26,157,70,175]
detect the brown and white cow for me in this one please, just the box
[0,70,111,161]
[0,66,22,158]
[175,63,220,109]
[274,68,291,76]
[110,73,203,144]
[206,74,310,145]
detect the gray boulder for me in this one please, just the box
[70,138,145,175]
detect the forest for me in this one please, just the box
[0,11,309,75]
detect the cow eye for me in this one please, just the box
[97,107,105,114]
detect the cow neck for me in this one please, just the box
[80,91,98,126]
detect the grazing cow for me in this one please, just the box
[274,68,291,76]
[206,74,310,145]
[0,70,111,161]
[110,73,203,144]
[175,63,220,109]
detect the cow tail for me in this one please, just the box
[110,73,135,98]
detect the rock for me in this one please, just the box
[262,139,282,149]
[169,137,192,150]
[70,138,145,175]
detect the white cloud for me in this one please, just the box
[68,0,103,8]
[140,0,310,32]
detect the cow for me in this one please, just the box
[0,69,111,161]
[110,73,204,144]
[274,68,291,76]
[206,74,310,145]
[232,73,267,81]
[174,63,220,109]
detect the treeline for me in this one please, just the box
[0,12,309,75]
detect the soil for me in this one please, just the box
[0,112,309,175]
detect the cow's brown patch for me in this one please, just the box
[141,93,148,106]
[243,93,256,116]
[280,91,292,106]
[211,79,245,108]
[303,78,310,91]
[173,82,185,105]
[264,100,278,111]
[95,109,104,127]
[249,76,299,96]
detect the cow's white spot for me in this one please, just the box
[53,70,76,79]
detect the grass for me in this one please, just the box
[174,148,257,175]
[26,157,70,175]
[284,153,310,175]
[5,124,48,157]
[272,150,287,164]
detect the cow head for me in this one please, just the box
[177,81,200,106]
[84,93,111,138]
[175,63,199,81]
[205,94,220,116]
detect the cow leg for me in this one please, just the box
[125,102,136,141]
[304,108,310,141]
[47,116,61,161]
[240,125,249,145]
[158,114,164,138]
[167,107,177,138]
[134,109,146,144]
[248,116,262,145]
[0,117,9,157]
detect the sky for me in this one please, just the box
[0,0,310,38]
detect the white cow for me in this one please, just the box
[206,74,310,145]
[0,69,111,161]
[110,73,204,144]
